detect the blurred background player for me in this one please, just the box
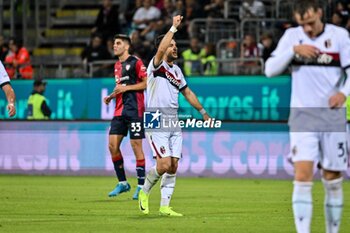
[138,15,210,216]
[104,34,147,200]
[27,79,52,120]
[0,60,16,117]
[265,1,350,232]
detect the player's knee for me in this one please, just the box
[130,139,141,150]
[322,170,342,181]
[168,163,178,174]
[108,142,120,155]
[294,170,313,182]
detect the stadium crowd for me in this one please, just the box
[0,0,350,78]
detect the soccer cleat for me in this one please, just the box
[108,182,131,197]
[132,186,142,200]
[138,189,149,214]
[159,206,183,217]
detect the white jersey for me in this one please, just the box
[0,61,10,87]
[269,24,350,108]
[146,57,187,109]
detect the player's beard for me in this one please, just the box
[167,52,177,62]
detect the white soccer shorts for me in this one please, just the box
[146,131,182,159]
[289,132,349,171]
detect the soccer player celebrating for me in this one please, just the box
[265,1,350,232]
[0,61,16,117]
[104,34,147,200]
[138,15,210,216]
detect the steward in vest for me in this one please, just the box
[27,79,51,119]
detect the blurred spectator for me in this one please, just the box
[154,0,165,11]
[331,11,345,26]
[239,34,260,75]
[154,0,176,35]
[172,0,188,39]
[124,0,143,33]
[201,43,218,76]
[27,79,52,120]
[259,33,276,62]
[0,35,8,62]
[5,37,33,79]
[204,0,225,18]
[130,30,153,65]
[106,37,117,59]
[335,1,349,23]
[239,0,266,21]
[133,0,161,31]
[81,33,112,77]
[181,37,206,76]
[184,0,205,23]
[92,0,121,42]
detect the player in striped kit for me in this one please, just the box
[138,15,210,216]
[265,1,350,232]
[104,34,147,200]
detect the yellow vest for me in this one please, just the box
[27,93,48,120]
[182,49,206,76]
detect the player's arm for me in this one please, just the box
[329,29,350,108]
[181,86,210,120]
[265,29,297,77]
[153,15,183,67]
[1,83,16,117]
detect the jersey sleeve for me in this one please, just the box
[147,57,163,77]
[135,59,147,80]
[265,28,295,77]
[0,61,10,87]
[339,29,350,70]
[178,68,187,91]
[338,29,350,96]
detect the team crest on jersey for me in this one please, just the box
[324,39,331,48]
[126,64,130,71]
[292,146,297,156]
[160,146,166,154]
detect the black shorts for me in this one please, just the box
[109,116,145,139]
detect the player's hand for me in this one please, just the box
[7,103,16,117]
[329,92,346,109]
[104,96,111,105]
[113,85,129,94]
[203,113,210,121]
[173,15,183,28]
[293,44,320,59]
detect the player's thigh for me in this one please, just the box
[128,117,145,140]
[146,131,171,158]
[169,131,183,159]
[109,117,128,136]
[320,132,348,171]
[289,132,319,163]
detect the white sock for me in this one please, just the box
[322,177,343,233]
[160,173,176,207]
[292,181,313,233]
[142,166,160,194]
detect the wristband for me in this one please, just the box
[199,108,207,115]
[170,26,177,33]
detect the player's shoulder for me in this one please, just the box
[325,23,349,36]
[284,26,302,35]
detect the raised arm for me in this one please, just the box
[153,15,183,67]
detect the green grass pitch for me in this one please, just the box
[0,175,349,233]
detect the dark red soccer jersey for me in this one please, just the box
[114,55,147,118]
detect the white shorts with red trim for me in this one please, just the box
[146,131,182,159]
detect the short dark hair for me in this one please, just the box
[154,34,165,49]
[113,34,131,45]
[294,0,322,18]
